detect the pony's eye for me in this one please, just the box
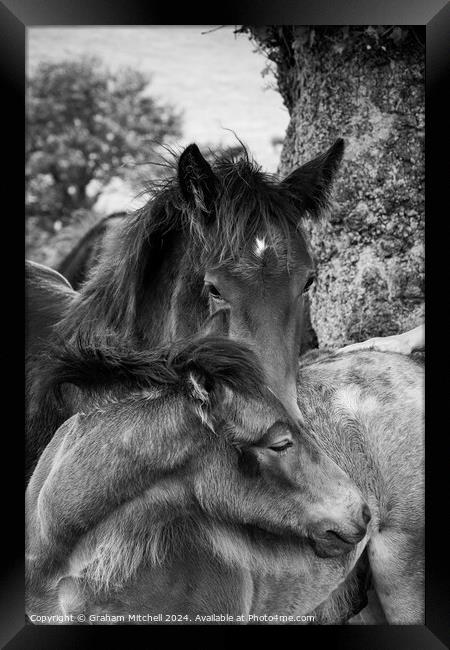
[207,284,225,301]
[268,439,294,453]
[302,276,315,295]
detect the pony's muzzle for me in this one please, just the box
[309,503,371,558]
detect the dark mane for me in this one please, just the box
[40,335,266,403]
[55,147,307,345]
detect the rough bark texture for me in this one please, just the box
[248,27,425,348]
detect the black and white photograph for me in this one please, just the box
[2,6,442,641]
[23,24,426,627]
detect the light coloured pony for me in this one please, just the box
[26,332,423,624]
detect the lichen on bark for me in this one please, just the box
[244,26,425,348]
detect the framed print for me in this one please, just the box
[2,0,448,647]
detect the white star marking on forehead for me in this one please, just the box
[254,236,268,258]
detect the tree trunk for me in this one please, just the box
[249,27,425,349]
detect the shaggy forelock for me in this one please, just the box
[198,157,306,267]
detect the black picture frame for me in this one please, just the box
[4,1,448,647]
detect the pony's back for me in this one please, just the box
[26,260,75,358]
[57,212,126,290]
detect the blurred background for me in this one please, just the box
[26,25,424,349]
[26,26,287,266]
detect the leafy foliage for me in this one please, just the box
[26,56,182,229]
[239,26,425,73]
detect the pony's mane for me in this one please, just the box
[40,335,266,403]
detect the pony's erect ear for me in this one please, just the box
[178,144,219,217]
[281,138,345,219]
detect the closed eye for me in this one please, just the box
[268,440,294,453]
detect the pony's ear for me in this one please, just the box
[186,311,230,405]
[187,369,214,409]
[281,138,345,219]
[179,337,264,408]
[178,144,219,217]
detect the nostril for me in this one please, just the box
[362,503,371,525]
[325,529,349,544]
[325,529,363,545]
[325,525,365,545]
[309,523,364,558]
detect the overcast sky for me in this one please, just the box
[28,26,289,173]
